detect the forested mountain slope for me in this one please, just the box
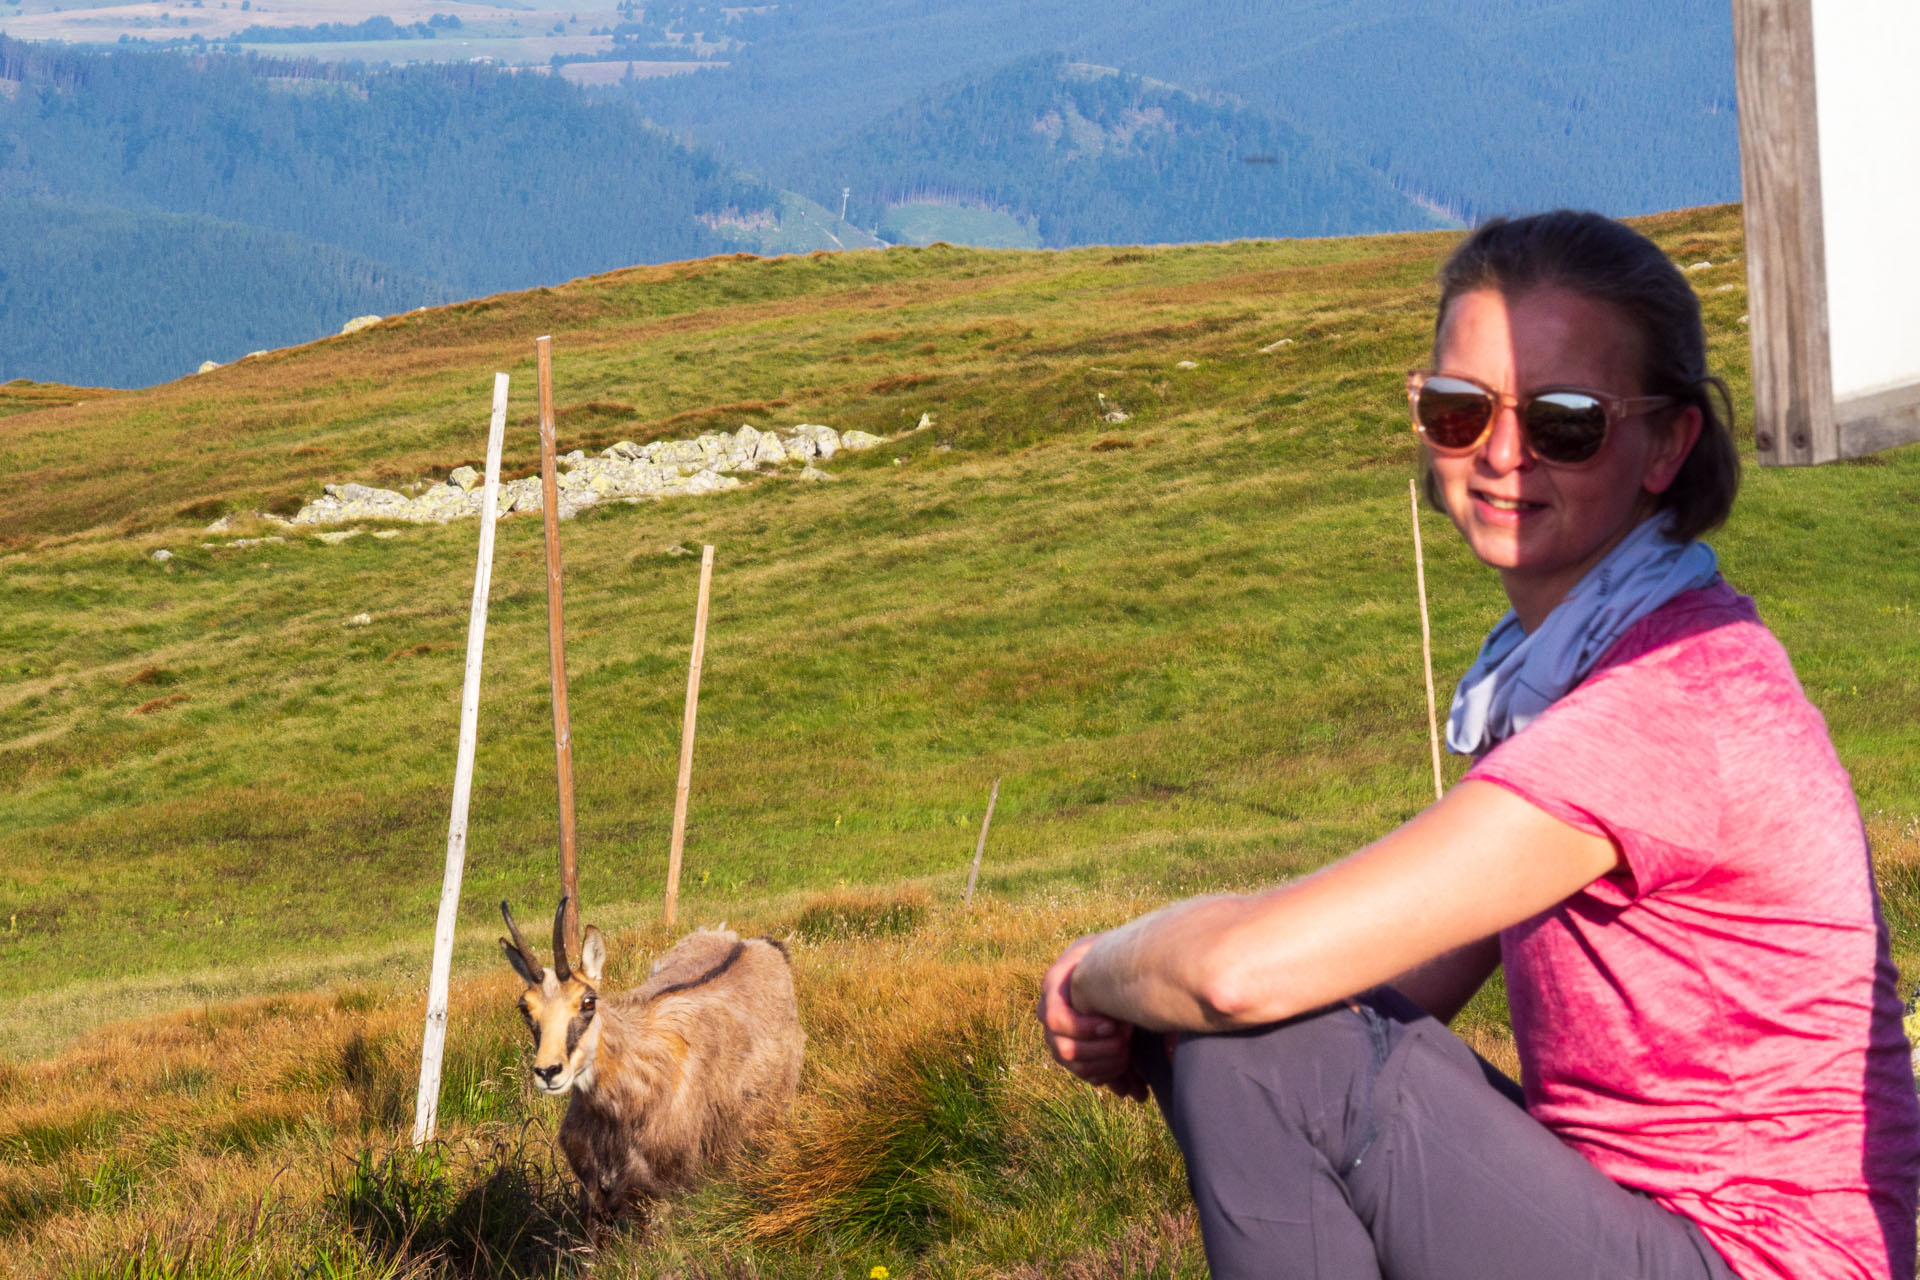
[0,198,453,386]
[619,0,1740,223]
[801,56,1445,247]
[0,38,777,385]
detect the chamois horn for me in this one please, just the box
[551,896,573,983]
[500,900,545,978]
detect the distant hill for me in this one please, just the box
[801,55,1446,248]
[0,197,453,388]
[0,38,778,385]
[616,0,1740,224]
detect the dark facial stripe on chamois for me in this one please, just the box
[565,992,597,1056]
[649,940,747,1001]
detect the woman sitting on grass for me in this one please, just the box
[1037,210,1920,1280]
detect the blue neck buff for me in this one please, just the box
[1446,516,1719,757]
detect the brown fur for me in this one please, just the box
[501,902,804,1223]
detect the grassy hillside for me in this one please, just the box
[2,203,1917,1274]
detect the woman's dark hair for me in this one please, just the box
[1424,210,1739,542]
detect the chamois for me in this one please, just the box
[500,898,804,1221]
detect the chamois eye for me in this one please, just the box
[581,994,596,1014]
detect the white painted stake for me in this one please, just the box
[963,777,1000,905]
[1410,478,1444,803]
[412,372,510,1148]
[663,544,715,926]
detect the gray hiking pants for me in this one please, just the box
[1134,989,1742,1280]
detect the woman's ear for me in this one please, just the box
[1642,403,1702,496]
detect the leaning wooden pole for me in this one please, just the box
[536,336,581,957]
[412,372,510,1148]
[1410,478,1444,803]
[962,777,1001,905]
[664,545,715,925]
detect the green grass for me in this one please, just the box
[0,202,1917,1273]
[879,203,1043,250]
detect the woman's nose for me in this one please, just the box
[1480,402,1534,472]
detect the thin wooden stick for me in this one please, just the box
[665,544,715,925]
[413,372,509,1148]
[1410,478,1444,802]
[536,336,581,957]
[963,777,1001,905]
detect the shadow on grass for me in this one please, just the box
[329,1129,587,1280]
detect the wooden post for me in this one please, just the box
[536,335,581,958]
[1410,479,1444,803]
[963,778,1001,905]
[664,545,715,925]
[412,372,510,1148]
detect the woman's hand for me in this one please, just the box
[1038,934,1148,1100]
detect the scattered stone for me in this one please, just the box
[246,350,269,359]
[340,315,383,336]
[1686,261,1713,272]
[197,360,221,375]
[935,443,953,453]
[288,421,889,528]
[150,548,173,563]
[315,530,363,545]
[1258,338,1295,353]
[1103,410,1132,424]
[1739,314,1749,325]
[346,613,372,627]
[915,412,935,431]
[372,530,401,539]
[667,545,692,556]
[1714,283,1739,293]
[204,514,236,534]
[799,465,839,481]
[1175,360,1199,370]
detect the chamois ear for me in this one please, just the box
[501,936,542,986]
[500,900,546,985]
[580,925,605,983]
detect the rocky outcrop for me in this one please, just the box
[287,422,887,527]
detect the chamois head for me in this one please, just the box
[500,897,606,1096]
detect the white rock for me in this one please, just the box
[840,430,885,451]
[1686,261,1713,272]
[789,424,840,459]
[340,315,383,335]
[755,432,791,465]
[798,465,838,482]
[449,466,481,491]
[316,530,363,545]
[915,412,935,431]
[347,613,372,626]
[1103,410,1132,424]
[150,548,173,563]
[1175,360,1199,370]
[372,530,400,539]
[196,360,221,375]
[204,514,236,533]
[1258,338,1295,353]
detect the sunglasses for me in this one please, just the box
[1406,370,1675,467]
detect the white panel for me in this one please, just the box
[1811,0,1920,402]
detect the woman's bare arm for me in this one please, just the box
[1064,780,1620,1032]
[1389,938,1502,1024]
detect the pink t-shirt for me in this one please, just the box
[1469,582,1920,1280]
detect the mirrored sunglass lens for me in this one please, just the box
[1416,378,1492,449]
[1524,392,1609,462]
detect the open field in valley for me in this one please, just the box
[1,203,1917,1274]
